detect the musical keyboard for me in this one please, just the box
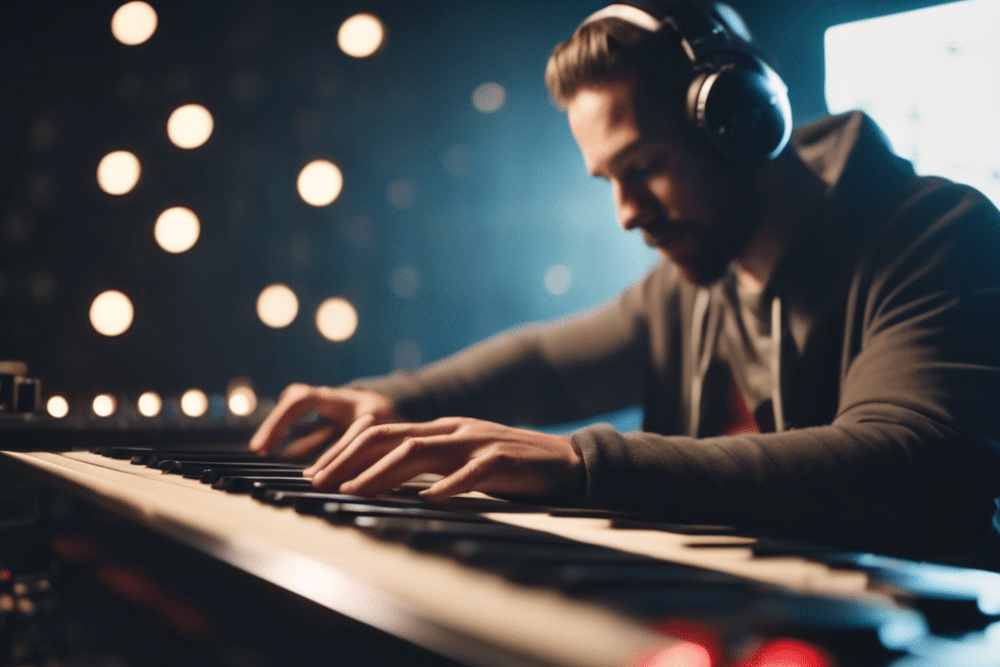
[3,446,1000,667]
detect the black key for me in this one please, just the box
[352,516,569,547]
[199,467,306,483]
[213,476,314,493]
[320,502,489,524]
[450,539,654,565]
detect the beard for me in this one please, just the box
[642,170,767,286]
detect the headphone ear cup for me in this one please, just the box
[686,56,792,163]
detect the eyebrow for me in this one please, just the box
[592,139,654,179]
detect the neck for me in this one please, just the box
[734,152,826,292]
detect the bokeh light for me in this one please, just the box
[166,104,214,149]
[315,297,358,342]
[386,179,416,209]
[111,1,158,46]
[297,159,343,206]
[544,264,572,295]
[154,206,200,253]
[472,82,507,113]
[390,265,420,298]
[46,396,69,419]
[137,391,162,417]
[180,388,209,417]
[227,378,258,416]
[96,150,141,195]
[337,13,385,58]
[89,290,134,337]
[93,394,117,417]
[257,284,299,328]
[642,642,712,667]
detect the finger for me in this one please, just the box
[249,384,324,454]
[303,414,376,477]
[418,453,498,500]
[338,432,468,496]
[312,420,459,491]
[281,422,341,461]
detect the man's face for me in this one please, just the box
[566,78,764,285]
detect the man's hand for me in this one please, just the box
[249,384,402,458]
[304,417,586,501]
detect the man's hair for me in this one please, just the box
[544,16,695,116]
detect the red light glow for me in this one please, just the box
[641,642,713,667]
[743,638,833,667]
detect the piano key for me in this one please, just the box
[353,516,574,547]
[212,475,315,493]
[320,502,490,524]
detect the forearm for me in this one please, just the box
[572,418,1000,557]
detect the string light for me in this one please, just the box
[227,378,258,416]
[46,396,69,419]
[137,391,162,417]
[257,284,299,328]
[89,290,134,337]
[154,206,200,253]
[166,104,214,149]
[337,14,385,58]
[297,159,343,207]
[93,394,117,417]
[96,150,141,195]
[180,389,209,417]
[111,1,158,46]
[316,297,358,342]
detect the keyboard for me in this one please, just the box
[3,446,1000,667]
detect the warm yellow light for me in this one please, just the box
[316,297,358,342]
[154,206,200,253]
[111,1,158,46]
[472,82,507,113]
[180,389,209,417]
[46,396,69,419]
[166,104,214,149]
[90,290,134,337]
[137,391,162,417]
[257,284,299,328]
[97,150,141,195]
[227,380,258,416]
[337,13,385,58]
[93,394,117,417]
[297,159,343,207]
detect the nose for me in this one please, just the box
[611,179,655,232]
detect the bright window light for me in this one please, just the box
[825,0,1000,207]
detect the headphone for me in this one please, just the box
[579,0,792,164]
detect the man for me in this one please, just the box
[251,1,1000,561]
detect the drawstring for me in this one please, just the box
[688,289,786,435]
[688,289,717,436]
[770,296,785,433]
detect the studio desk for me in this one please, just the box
[2,441,1000,667]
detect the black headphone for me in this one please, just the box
[579,0,792,163]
